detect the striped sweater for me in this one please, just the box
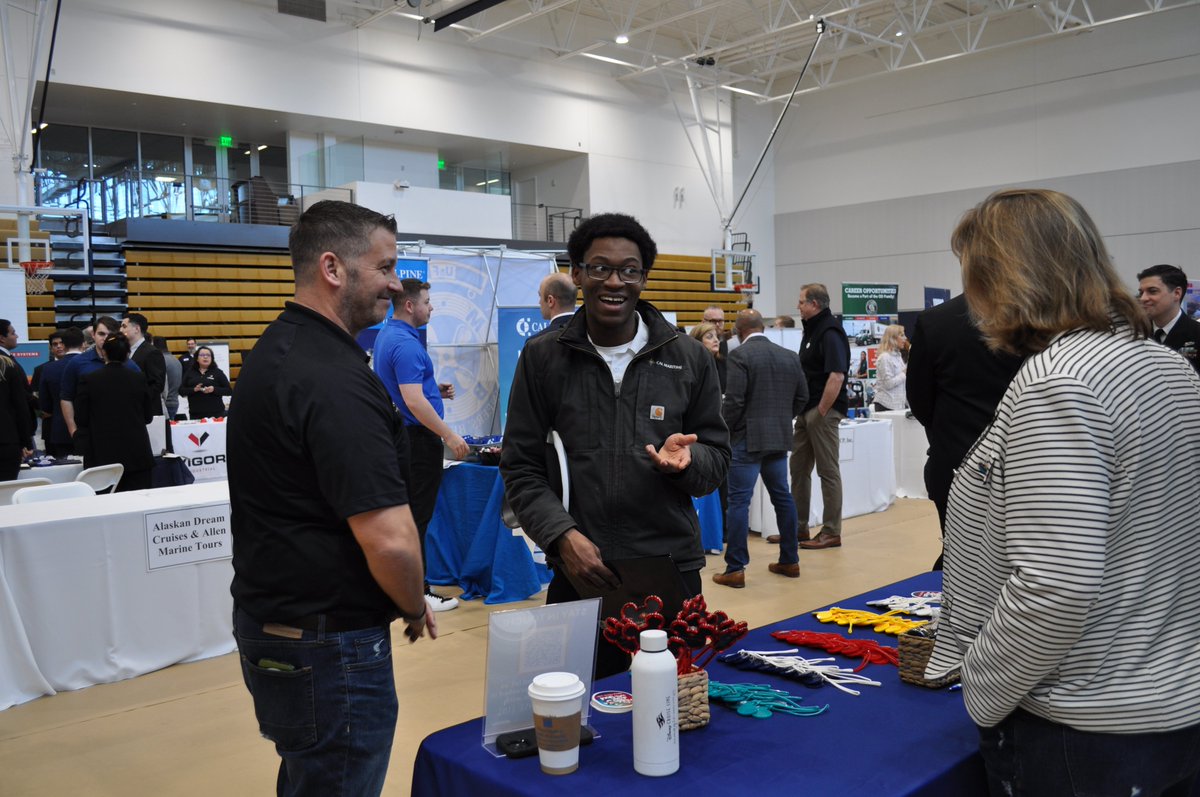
[926,326,1200,732]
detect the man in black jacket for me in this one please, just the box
[501,213,730,676]
[121,312,165,417]
[792,284,850,550]
[1138,263,1200,375]
[906,294,1022,569]
[713,309,807,588]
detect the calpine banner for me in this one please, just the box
[171,419,228,483]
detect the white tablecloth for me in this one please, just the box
[17,461,84,484]
[0,481,234,710]
[750,418,895,534]
[874,409,929,499]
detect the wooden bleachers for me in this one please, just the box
[641,253,743,328]
[34,246,742,386]
[124,250,294,382]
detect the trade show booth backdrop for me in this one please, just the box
[360,246,558,438]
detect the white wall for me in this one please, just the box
[770,5,1200,313]
[363,142,439,190]
[773,6,1200,214]
[510,155,589,217]
[352,181,511,240]
[46,0,730,255]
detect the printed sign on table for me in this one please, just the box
[170,419,228,482]
[145,502,232,571]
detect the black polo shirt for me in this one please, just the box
[228,302,409,622]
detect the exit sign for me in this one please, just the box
[218,135,233,148]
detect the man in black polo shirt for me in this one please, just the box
[792,282,850,550]
[228,200,434,797]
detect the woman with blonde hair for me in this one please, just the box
[689,321,726,392]
[926,188,1200,796]
[871,324,908,411]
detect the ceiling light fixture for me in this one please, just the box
[257,144,268,150]
[615,32,629,44]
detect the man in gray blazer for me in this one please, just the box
[713,310,809,588]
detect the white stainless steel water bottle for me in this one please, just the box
[631,629,679,776]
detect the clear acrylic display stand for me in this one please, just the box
[480,597,602,756]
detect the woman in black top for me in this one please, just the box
[74,334,155,491]
[180,346,232,419]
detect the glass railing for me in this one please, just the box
[33,171,352,227]
[511,203,582,242]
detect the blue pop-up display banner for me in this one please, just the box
[497,307,550,430]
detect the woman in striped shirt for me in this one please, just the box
[926,189,1200,797]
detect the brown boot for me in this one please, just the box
[768,562,800,578]
[712,570,745,589]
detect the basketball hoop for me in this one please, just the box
[20,261,53,294]
[733,282,756,306]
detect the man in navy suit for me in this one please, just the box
[713,310,808,588]
[1138,264,1200,375]
[907,295,1022,569]
[531,272,576,338]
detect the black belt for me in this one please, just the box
[281,612,393,633]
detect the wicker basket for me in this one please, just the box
[897,632,959,689]
[677,668,710,730]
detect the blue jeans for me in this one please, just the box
[233,607,399,797]
[979,709,1200,797]
[723,440,798,572]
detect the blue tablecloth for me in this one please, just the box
[426,463,551,604]
[693,490,723,552]
[412,571,987,796]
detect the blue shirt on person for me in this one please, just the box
[59,348,140,402]
[373,318,443,427]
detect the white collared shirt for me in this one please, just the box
[589,312,648,395]
[1155,309,1183,340]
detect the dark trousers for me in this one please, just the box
[45,441,75,458]
[546,566,702,681]
[925,456,953,571]
[404,425,445,590]
[0,444,19,481]
[979,709,1200,797]
[233,607,397,797]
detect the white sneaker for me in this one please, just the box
[425,590,459,612]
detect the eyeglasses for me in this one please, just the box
[577,262,646,284]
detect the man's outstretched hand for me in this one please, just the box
[645,433,697,473]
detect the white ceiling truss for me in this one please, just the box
[339,0,1199,103]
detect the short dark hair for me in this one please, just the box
[48,329,65,344]
[289,200,397,284]
[393,278,431,309]
[1136,264,1187,296]
[567,213,657,272]
[0,319,12,336]
[60,327,85,348]
[122,312,149,334]
[103,333,131,363]
[152,336,169,352]
[95,315,120,334]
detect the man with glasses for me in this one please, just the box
[501,212,730,678]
